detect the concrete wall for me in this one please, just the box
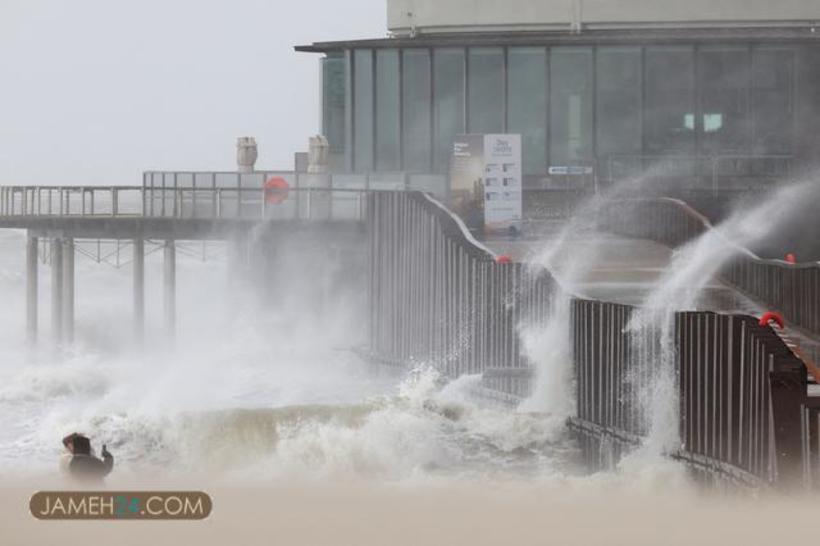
[388,0,820,34]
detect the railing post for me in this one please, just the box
[133,238,145,342]
[164,240,176,338]
[26,233,38,344]
[770,357,808,488]
[112,187,118,216]
[62,237,74,343]
[51,237,63,345]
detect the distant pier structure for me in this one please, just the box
[0,167,449,346]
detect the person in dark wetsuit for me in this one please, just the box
[60,433,114,482]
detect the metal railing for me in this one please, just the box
[600,198,820,338]
[0,186,144,217]
[143,170,448,221]
[606,154,793,194]
[802,398,820,487]
[0,171,450,223]
[367,191,554,378]
[145,186,372,222]
[570,298,808,487]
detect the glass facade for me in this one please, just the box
[330,43,799,178]
[467,47,504,135]
[596,47,642,177]
[376,49,400,170]
[353,49,374,171]
[433,48,465,172]
[508,47,547,175]
[699,47,750,154]
[402,49,432,172]
[550,47,593,166]
[753,49,794,154]
[321,53,346,153]
[645,47,696,156]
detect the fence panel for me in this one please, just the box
[366,191,554,380]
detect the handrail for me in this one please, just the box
[0,185,377,222]
[572,299,808,487]
[606,153,793,195]
[600,197,820,337]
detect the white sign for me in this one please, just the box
[482,134,522,234]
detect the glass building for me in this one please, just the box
[298,0,820,190]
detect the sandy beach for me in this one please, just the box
[3,477,818,546]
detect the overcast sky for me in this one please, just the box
[0,0,385,185]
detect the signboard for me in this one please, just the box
[450,134,522,235]
[548,166,594,176]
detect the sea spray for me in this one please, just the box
[518,191,613,416]
[622,178,820,462]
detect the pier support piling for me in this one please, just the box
[50,237,63,344]
[26,233,38,344]
[62,237,74,343]
[133,238,145,341]
[164,240,176,337]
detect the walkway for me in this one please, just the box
[486,227,820,385]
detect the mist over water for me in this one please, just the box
[0,229,578,486]
[0,177,816,497]
[520,175,820,469]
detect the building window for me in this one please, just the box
[508,47,547,176]
[376,49,400,171]
[321,53,346,154]
[596,47,642,179]
[752,48,794,155]
[353,49,374,172]
[698,47,751,155]
[467,47,504,135]
[550,47,593,166]
[644,47,695,156]
[402,49,432,171]
[433,48,465,173]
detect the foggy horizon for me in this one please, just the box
[0,0,384,186]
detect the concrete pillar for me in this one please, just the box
[51,238,63,344]
[26,233,38,344]
[164,240,176,336]
[227,232,250,288]
[133,238,145,341]
[62,237,74,343]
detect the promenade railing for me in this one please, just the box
[600,198,820,338]
[367,191,554,379]
[571,298,808,487]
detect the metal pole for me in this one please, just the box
[62,237,74,343]
[133,238,145,341]
[51,237,63,344]
[164,240,176,337]
[26,233,38,344]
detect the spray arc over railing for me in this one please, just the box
[366,191,554,386]
[365,191,817,488]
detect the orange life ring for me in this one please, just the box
[759,311,785,330]
[263,177,290,204]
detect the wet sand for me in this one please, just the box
[2,478,818,546]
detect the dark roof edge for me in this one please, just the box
[295,27,820,53]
